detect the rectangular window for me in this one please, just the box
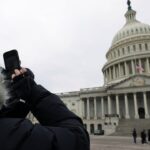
[133,45,136,51]
[118,49,120,56]
[128,46,130,53]
[145,43,148,50]
[122,48,125,55]
[114,51,116,58]
[139,44,142,51]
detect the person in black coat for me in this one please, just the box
[141,129,147,144]
[132,128,137,144]
[148,129,150,142]
[0,68,90,150]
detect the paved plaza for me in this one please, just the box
[91,136,150,150]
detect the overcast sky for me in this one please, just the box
[0,0,149,93]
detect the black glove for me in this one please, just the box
[5,68,35,105]
[11,71,37,104]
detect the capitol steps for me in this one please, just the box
[112,119,150,136]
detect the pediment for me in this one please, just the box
[110,75,150,89]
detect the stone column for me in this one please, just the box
[87,98,90,120]
[81,99,84,118]
[146,58,150,73]
[131,60,135,75]
[139,59,142,74]
[125,94,130,119]
[101,97,104,119]
[143,92,150,119]
[120,64,123,76]
[109,67,111,81]
[105,70,108,83]
[116,95,120,118]
[108,95,112,114]
[94,97,97,119]
[133,93,139,119]
[118,63,121,78]
[113,65,116,79]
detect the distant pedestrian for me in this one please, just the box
[141,129,147,144]
[132,128,137,143]
[148,129,150,142]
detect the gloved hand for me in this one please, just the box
[11,68,36,104]
[4,68,35,105]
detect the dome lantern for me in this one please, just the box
[125,0,137,24]
[111,1,150,46]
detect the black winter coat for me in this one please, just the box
[0,85,89,150]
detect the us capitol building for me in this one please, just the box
[57,1,150,135]
[28,1,150,135]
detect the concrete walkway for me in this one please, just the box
[90,135,150,150]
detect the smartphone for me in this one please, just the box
[3,50,21,73]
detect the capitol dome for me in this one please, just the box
[102,1,150,86]
[112,9,150,46]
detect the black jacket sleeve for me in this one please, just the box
[30,85,81,125]
[30,85,90,150]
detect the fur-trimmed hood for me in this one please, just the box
[0,68,10,108]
